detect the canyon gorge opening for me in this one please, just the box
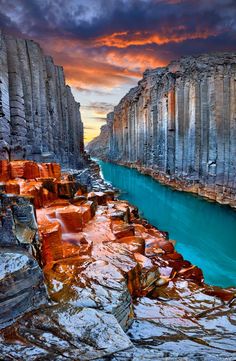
[0,15,236,361]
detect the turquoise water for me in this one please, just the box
[98,160,236,287]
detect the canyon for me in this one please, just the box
[0,31,235,360]
[88,53,236,207]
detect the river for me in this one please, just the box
[97,159,236,288]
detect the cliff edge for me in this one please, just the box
[0,30,85,168]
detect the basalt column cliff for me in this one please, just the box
[0,31,84,168]
[93,54,236,205]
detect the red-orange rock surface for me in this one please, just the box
[0,160,9,181]
[38,163,61,179]
[9,160,40,179]
[1,160,236,360]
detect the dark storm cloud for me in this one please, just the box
[1,0,235,43]
[1,0,235,89]
[1,0,235,141]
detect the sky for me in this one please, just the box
[0,0,236,143]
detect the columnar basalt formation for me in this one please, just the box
[0,30,84,168]
[86,112,114,159]
[0,160,236,359]
[90,53,236,206]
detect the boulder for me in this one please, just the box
[0,248,47,329]
[0,304,133,360]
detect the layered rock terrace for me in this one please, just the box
[0,160,235,359]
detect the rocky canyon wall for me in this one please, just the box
[0,30,84,168]
[86,112,114,159]
[93,53,236,204]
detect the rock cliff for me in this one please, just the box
[89,53,236,206]
[86,112,114,159]
[0,30,85,168]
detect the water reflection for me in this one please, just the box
[98,160,236,287]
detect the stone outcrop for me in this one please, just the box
[0,30,85,168]
[89,53,236,206]
[0,248,47,329]
[0,165,48,328]
[0,304,133,361]
[0,159,236,359]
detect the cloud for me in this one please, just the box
[1,0,235,140]
[82,102,115,115]
[94,28,221,48]
[75,87,111,96]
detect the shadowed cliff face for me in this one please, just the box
[88,53,236,206]
[0,31,85,168]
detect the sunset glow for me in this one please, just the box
[1,0,235,142]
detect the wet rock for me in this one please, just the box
[105,189,115,201]
[0,248,47,329]
[4,180,20,194]
[111,220,135,239]
[0,160,9,181]
[0,194,39,255]
[110,210,127,221]
[0,304,133,360]
[46,205,83,232]
[109,201,131,223]
[157,240,175,254]
[71,195,87,204]
[125,294,236,360]
[39,221,63,265]
[57,180,78,198]
[92,241,141,297]
[87,191,108,206]
[118,236,145,254]
[1,159,235,360]
[45,258,133,330]
[9,161,40,179]
[12,200,38,246]
[145,237,166,256]
[133,253,160,296]
[39,163,61,179]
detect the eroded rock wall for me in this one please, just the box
[0,31,84,168]
[86,112,114,159]
[106,53,236,203]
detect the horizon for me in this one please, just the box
[1,0,236,143]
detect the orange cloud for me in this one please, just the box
[94,28,220,48]
[40,25,220,92]
[37,26,224,143]
[40,38,141,89]
[105,49,166,72]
